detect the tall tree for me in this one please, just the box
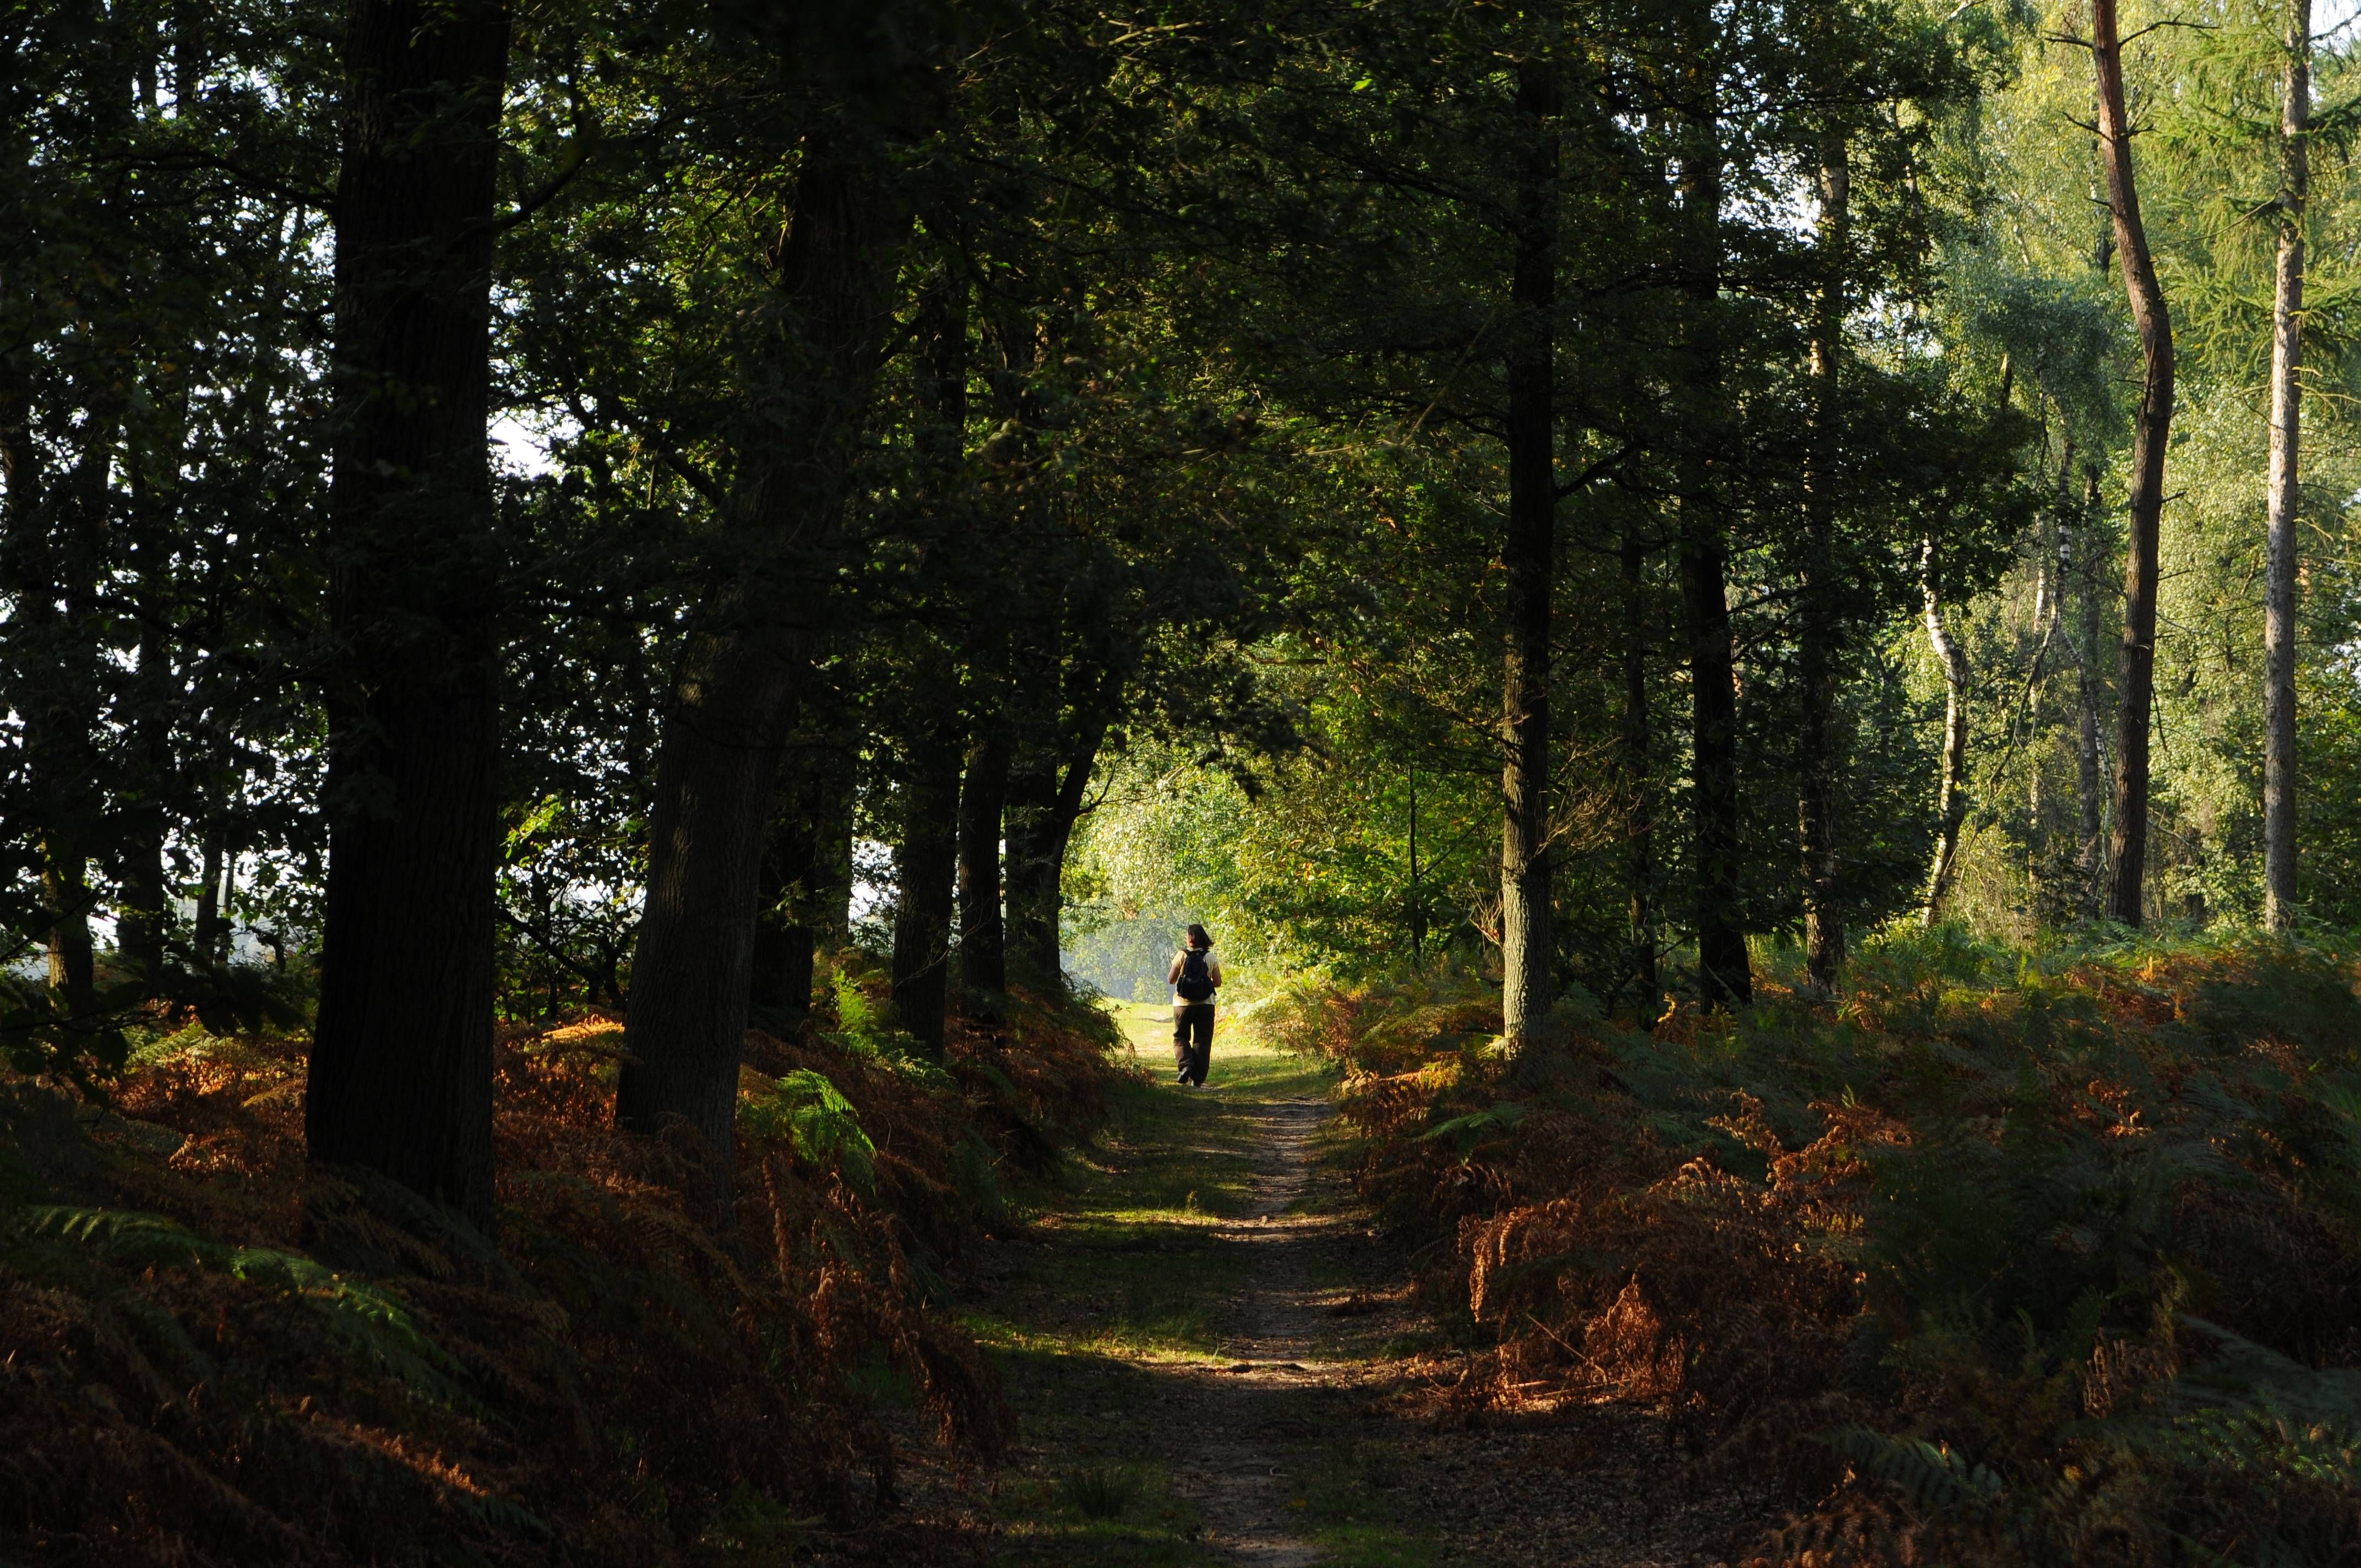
[1498,57,1560,1050]
[2091,0,2176,927]
[2264,0,2309,931]
[614,133,911,1174]
[1798,126,1850,987]
[304,0,510,1228]
[1673,10,1752,1008]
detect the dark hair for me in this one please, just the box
[1185,923,1212,949]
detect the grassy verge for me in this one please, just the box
[977,1006,1368,1564]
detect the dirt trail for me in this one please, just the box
[959,1021,1778,1566]
[1164,1092,1338,1564]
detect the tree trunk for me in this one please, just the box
[194,827,225,959]
[304,0,509,1230]
[2074,466,2107,911]
[1674,43,1751,1008]
[959,727,1009,1007]
[1499,58,1559,1050]
[1004,714,1109,988]
[1921,542,1971,924]
[614,143,908,1184]
[891,717,964,1055]
[2092,0,2175,928]
[2264,0,2309,932]
[1798,128,1849,993]
[748,772,819,1033]
[1620,526,1658,1022]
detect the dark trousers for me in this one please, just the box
[1173,1003,1214,1085]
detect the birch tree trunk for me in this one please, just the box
[2092,0,2177,927]
[1922,542,1971,924]
[1498,57,1560,1050]
[2264,0,2309,931]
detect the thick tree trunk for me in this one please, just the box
[1498,59,1559,1050]
[2264,0,2309,931]
[1620,528,1658,1022]
[1798,130,1848,992]
[891,718,964,1055]
[303,0,509,1230]
[615,144,907,1181]
[959,727,1010,1006]
[1921,543,1971,924]
[2092,0,2175,928]
[1674,52,1751,1009]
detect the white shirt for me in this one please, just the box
[1167,946,1223,1004]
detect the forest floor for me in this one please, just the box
[885,1004,1782,1567]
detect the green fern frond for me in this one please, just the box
[742,1070,878,1195]
[1825,1425,2006,1513]
[19,1205,467,1402]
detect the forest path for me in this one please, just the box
[946,1004,1774,1568]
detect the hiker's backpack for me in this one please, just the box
[1176,947,1215,1002]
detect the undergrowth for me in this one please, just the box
[1266,931,2361,1565]
[0,952,1125,1565]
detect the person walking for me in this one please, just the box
[1168,923,1222,1087]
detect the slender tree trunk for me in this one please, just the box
[1922,542,1971,924]
[1620,527,1658,1021]
[2074,467,2107,910]
[1798,129,1849,992]
[890,262,971,1054]
[304,0,509,1229]
[1674,42,1751,1008]
[2092,0,2176,928]
[748,768,819,1032]
[959,727,1009,1007]
[194,827,224,958]
[2264,0,2309,931]
[892,719,964,1055]
[1499,58,1559,1049]
[615,144,907,1182]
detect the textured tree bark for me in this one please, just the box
[1674,38,1751,1008]
[1797,129,1849,992]
[2264,0,2309,931]
[1620,527,1658,1022]
[616,143,909,1179]
[304,0,509,1230]
[1921,542,1971,924]
[959,727,1010,1008]
[2092,0,2176,928]
[1498,58,1559,1051]
[891,720,964,1055]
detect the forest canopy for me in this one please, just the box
[18,0,2361,1560]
